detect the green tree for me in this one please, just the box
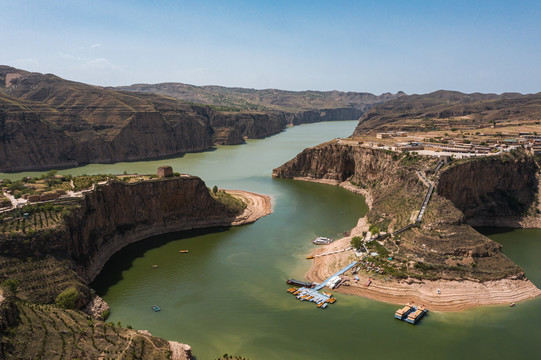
[101,309,110,320]
[55,287,80,309]
[350,236,363,250]
[212,185,218,194]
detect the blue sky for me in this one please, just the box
[2,0,540,94]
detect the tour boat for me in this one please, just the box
[312,236,334,245]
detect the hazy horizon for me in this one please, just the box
[2,1,540,95]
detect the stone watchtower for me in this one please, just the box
[157,166,173,178]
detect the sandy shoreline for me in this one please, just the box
[226,190,272,225]
[295,176,541,311]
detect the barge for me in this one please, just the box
[404,306,428,324]
[286,279,314,288]
[394,303,414,320]
[394,304,428,324]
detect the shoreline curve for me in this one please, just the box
[291,176,541,311]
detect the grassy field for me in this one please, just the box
[211,189,247,214]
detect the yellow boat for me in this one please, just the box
[179,250,189,253]
[306,256,314,259]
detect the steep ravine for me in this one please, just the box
[437,155,540,227]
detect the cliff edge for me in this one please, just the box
[273,141,541,309]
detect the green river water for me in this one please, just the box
[2,121,540,359]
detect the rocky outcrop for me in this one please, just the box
[196,108,289,144]
[287,107,364,125]
[438,155,540,227]
[169,341,193,360]
[83,293,110,319]
[272,141,403,185]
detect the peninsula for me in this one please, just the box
[0,168,270,359]
[273,91,541,311]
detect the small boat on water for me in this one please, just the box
[306,255,314,259]
[179,250,189,253]
[313,237,334,245]
[152,305,161,312]
[286,279,314,288]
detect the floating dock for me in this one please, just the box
[286,261,357,309]
[404,306,428,324]
[313,261,357,291]
[395,304,428,324]
[394,303,414,320]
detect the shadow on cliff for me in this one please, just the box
[90,226,231,295]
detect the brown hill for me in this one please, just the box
[114,82,404,113]
[0,65,401,172]
[0,66,218,171]
[353,90,541,135]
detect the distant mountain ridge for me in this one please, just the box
[114,82,404,113]
[353,90,541,135]
[0,65,401,172]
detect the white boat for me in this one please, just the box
[312,236,334,245]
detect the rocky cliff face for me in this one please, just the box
[287,107,364,126]
[66,177,241,282]
[0,108,214,171]
[437,155,540,226]
[0,177,242,283]
[0,66,394,172]
[272,142,404,185]
[273,142,531,281]
[193,107,289,145]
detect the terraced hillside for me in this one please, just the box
[0,173,257,359]
[3,302,172,360]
